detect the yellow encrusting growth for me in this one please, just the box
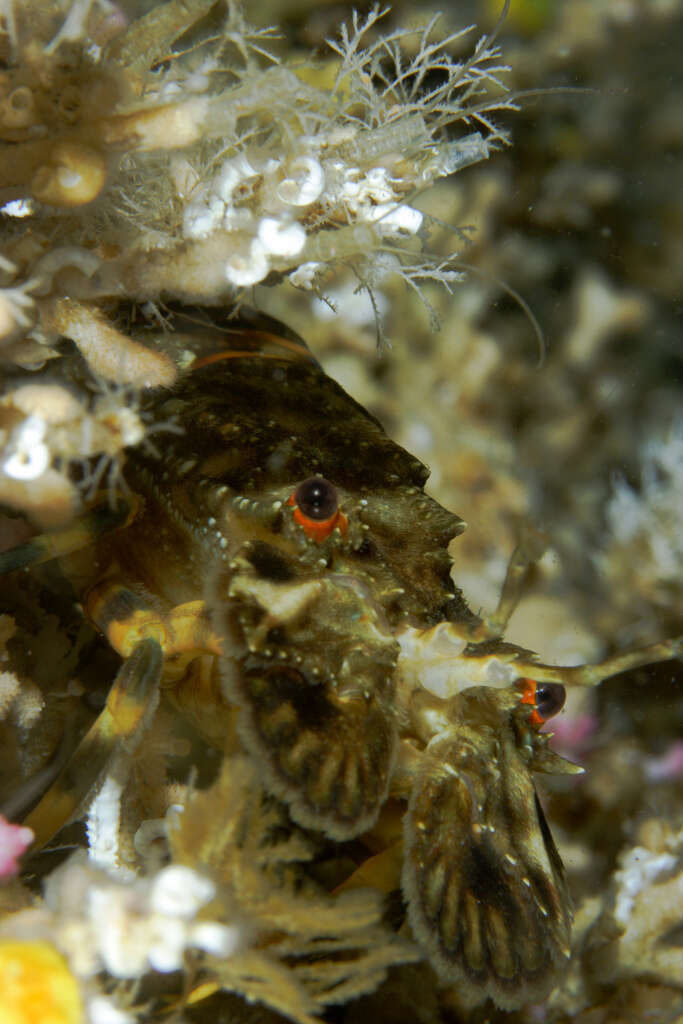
[0,940,83,1024]
[30,141,107,208]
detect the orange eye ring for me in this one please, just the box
[290,503,348,542]
[286,477,348,542]
[517,677,566,728]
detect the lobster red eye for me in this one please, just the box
[287,477,348,542]
[534,682,566,720]
[295,477,338,520]
[517,678,566,728]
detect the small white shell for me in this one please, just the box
[216,153,258,202]
[277,156,324,206]
[369,203,423,236]
[225,237,270,287]
[2,415,49,480]
[183,194,225,239]
[288,261,323,289]
[257,217,306,257]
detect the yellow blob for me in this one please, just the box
[482,0,551,35]
[290,58,340,94]
[187,981,220,1005]
[0,941,83,1024]
[31,142,106,208]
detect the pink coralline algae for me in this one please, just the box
[644,740,683,782]
[0,815,33,878]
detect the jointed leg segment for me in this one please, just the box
[23,637,163,850]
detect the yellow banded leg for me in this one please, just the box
[0,497,135,575]
[85,582,223,660]
[22,579,226,850]
[23,638,163,850]
[86,580,228,747]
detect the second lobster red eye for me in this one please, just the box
[517,678,566,728]
[287,477,348,542]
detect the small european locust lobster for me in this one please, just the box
[3,305,681,1010]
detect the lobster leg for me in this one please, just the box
[467,525,549,642]
[22,637,163,850]
[85,581,223,661]
[19,576,224,851]
[519,636,683,688]
[0,497,135,575]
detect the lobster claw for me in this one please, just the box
[402,685,572,1009]
[212,562,399,839]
